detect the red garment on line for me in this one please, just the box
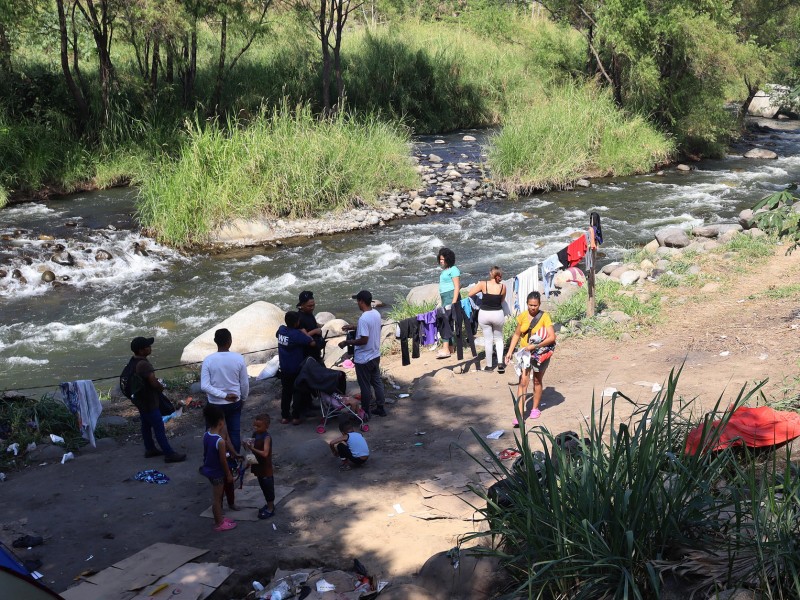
[566,236,588,267]
[685,405,800,455]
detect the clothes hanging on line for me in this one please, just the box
[452,300,477,361]
[397,318,421,366]
[503,279,515,315]
[460,297,474,320]
[541,254,562,298]
[566,235,588,266]
[417,309,438,346]
[516,264,540,305]
[556,247,569,268]
[59,380,103,447]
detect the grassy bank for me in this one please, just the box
[137,104,418,247]
[488,84,675,192]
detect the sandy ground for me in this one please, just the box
[1,243,799,599]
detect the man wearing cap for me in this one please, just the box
[339,290,387,418]
[296,290,324,362]
[130,336,187,462]
[201,328,249,452]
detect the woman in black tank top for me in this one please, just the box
[468,267,507,372]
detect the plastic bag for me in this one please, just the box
[256,356,280,380]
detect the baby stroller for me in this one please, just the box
[294,357,369,434]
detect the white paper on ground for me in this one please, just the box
[316,579,336,592]
[50,434,65,444]
[392,503,404,514]
[486,430,505,440]
[602,387,618,398]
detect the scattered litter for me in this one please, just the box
[498,448,521,460]
[272,523,276,531]
[269,580,291,599]
[791,323,798,330]
[447,546,460,570]
[253,581,265,592]
[392,384,400,390]
[26,442,36,452]
[648,343,662,348]
[0,473,6,482]
[393,503,405,514]
[414,442,424,446]
[415,430,426,436]
[85,555,93,561]
[486,430,505,440]
[759,353,769,361]
[378,581,389,592]
[142,512,154,516]
[6,443,19,456]
[61,452,74,464]
[602,387,618,398]
[315,579,335,592]
[720,351,730,357]
[50,434,65,444]
[719,335,727,340]
[398,393,410,398]
[652,384,662,393]
[134,469,170,484]
[737,299,746,303]
[38,462,47,467]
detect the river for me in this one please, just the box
[1,121,799,392]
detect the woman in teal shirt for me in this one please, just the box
[437,247,460,358]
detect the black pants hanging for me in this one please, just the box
[398,318,420,366]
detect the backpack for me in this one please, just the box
[120,357,145,401]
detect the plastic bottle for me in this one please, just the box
[269,581,290,600]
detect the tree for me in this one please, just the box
[55,0,91,133]
[295,0,363,115]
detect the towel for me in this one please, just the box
[541,254,563,298]
[516,264,540,306]
[59,380,103,447]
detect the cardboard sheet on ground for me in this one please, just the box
[416,472,471,498]
[130,582,205,600]
[60,543,209,600]
[200,484,294,520]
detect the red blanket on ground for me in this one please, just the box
[685,405,800,455]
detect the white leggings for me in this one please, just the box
[478,309,505,367]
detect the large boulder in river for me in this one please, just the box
[692,223,743,238]
[406,283,441,307]
[180,301,285,365]
[655,227,690,248]
[747,90,780,119]
[744,148,778,159]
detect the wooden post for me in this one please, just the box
[587,221,596,317]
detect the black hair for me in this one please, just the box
[285,311,300,327]
[526,291,541,302]
[338,417,356,434]
[437,247,456,267]
[203,403,225,429]
[213,328,232,346]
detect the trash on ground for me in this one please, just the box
[413,442,423,446]
[414,430,426,436]
[486,430,504,440]
[316,579,335,592]
[61,452,74,464]
[392,503,404,514]
[497,448,521,460]
[602,387,618,398]
[720,351,730,357]
[0,473,6,482]
[50,434,65,444]
[759,353,769,360]
[133,469,170,484]
[398,393,410,398]
[6,442,19,456]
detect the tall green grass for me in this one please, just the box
[488,84,675,192]
[464,370,800,597]
[137,103,419,247]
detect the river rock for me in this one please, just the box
[747,90,781,118]
[640,259,654,271]
[425,197,438,207]
[655,227,690,248]
[738,208,754,228]
[51,251,75,266]
[676,164,692,172]
[744,148,778,159]
[554,268,586,288]
[744,227,766,238]
[719,229,741,242]
[315,311,335,325]
[11,269,23,279]
[180,301,285,365]
[27,443,66,462]
[656,246,680,256]
[41,270,56,283]
[462,135,477,142]
[0,269,6,278]
[685,241,709,254]
[601,262,621,275]
[701,282,721,294]
[576,178,591,188]
[692,225,720,238]
[366,215,380,226]
[644,239,660,254]
[322,319,350,337]
[619,270,643,286]
[406,283,441,306]
[608,310,632,323]
[428,154,443,163]
[409,199,423,211]
[95,249,113,261]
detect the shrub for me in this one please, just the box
[387,296,437,322]
[464,370,800,597]
[750,189,800,254]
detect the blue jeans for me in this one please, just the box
[220,401,243,453]
[139,408,175,455]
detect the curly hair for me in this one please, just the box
[437,247,456,267]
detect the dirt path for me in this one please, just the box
[1,244,798,599]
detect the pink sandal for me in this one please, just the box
[214,520,237,532]
[529,409,542,419]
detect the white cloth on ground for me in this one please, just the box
[59,380,103,447]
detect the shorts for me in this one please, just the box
[208,476,224,486]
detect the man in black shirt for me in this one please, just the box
[130,336,186,463]
[296,290,324,361]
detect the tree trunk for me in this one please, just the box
[610,51,623,106]
[333,0,345,108]
[319,0,331,115]
[0,22,12,73]
[149,38,160,95]
[210,13,227,114]
[56,0,90,133]
[739,80,760,124]
[166,40,174,84]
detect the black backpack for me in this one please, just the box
[119,357,145,401]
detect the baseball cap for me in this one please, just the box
[296,290,314,307]
[351,290,372,304]
[130,336,155,352]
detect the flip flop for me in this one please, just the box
[436,351,451,359]
[529,409,542,419]
[214,520,237,532]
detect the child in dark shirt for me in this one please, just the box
[276,311,315,425]
[200,404,236,531]
[244,413,274,519]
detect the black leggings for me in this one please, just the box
[257,475,275,503]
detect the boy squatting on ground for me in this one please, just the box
[200,404,237,532]
[243,414,275,520]
[328,418,370,471]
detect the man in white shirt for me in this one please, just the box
[339,290,387,418]
[201,328,249,451]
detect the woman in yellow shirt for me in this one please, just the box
[505,291,556,425]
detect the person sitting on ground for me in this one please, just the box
[277,311,316,425]
[200,404,237,532]
[505,291,556,426]
[328,418,369,471]
[129,336,186,463]
[243,413,274,520]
